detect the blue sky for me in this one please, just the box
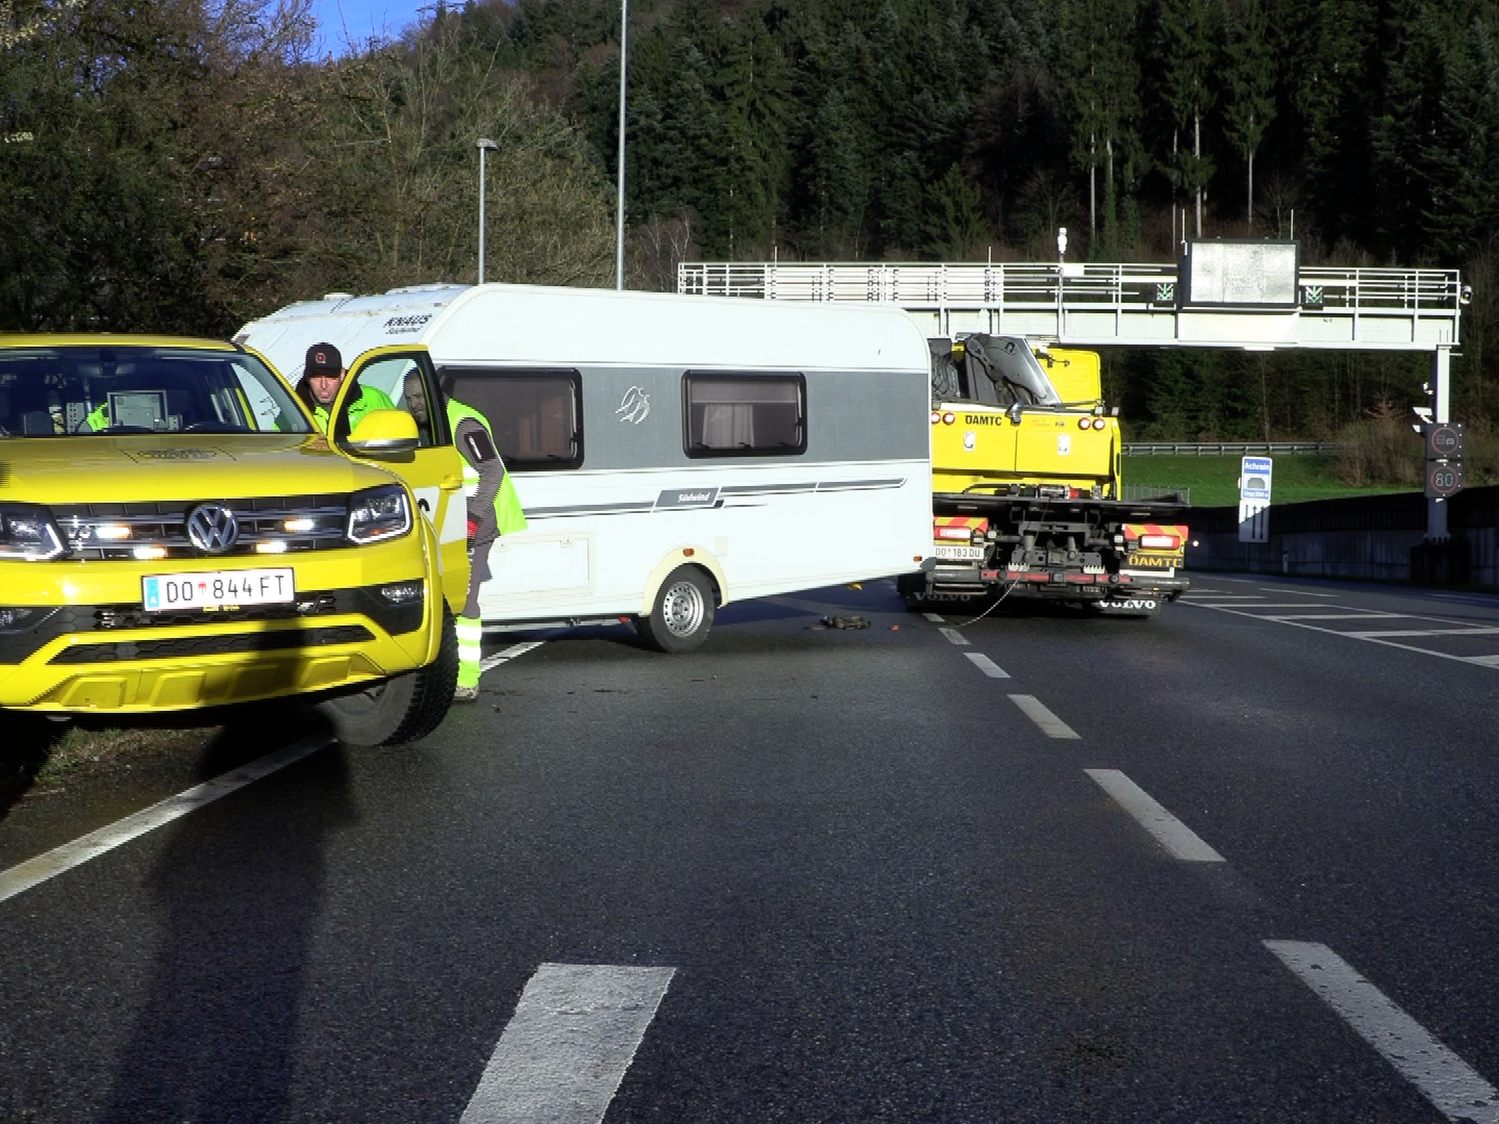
[308,0,432,55]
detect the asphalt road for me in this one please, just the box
[3,573,1499,1123]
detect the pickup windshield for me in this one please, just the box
[0,344,314,437]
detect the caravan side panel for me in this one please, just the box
[239,284,933,631]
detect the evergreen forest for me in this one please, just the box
[3,0,1498,467]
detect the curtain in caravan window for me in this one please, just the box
[701,403,754,447]
[442,369,583,470]
[686,374,805,456]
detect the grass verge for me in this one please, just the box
[33,724,220,789]
[1122,454,1411,508]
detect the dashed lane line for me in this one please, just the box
[1008,694,1080,739]
[0,736,330,905]
[460,963,676,1124]
[939,627,971,647]
[481,641,545,671]
[1084,769,1225,862]
[964,653,1010,678]
[927,597,1498,1117]
[1266,941,1499,1124]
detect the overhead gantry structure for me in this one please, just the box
[679,243,1467,537]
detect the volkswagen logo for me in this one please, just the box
[186,503,240,554]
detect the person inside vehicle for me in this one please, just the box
[295,342,393,433]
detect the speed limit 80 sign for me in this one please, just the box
[1426,461,1464,499]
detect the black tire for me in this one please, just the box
[635,565,715,653]
[319,608,460,745]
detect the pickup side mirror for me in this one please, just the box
[345,408,420,457]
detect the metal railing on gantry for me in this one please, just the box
[677,259,1463,352]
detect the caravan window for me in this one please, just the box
[684,373,806,457]
[442,369,582,471]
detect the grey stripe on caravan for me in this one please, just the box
[817,478,906,491]
[523,501,656,517]
[721,482,817,496]
[721,478,905,495]
[525,479,906,518]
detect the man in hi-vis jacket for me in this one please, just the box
[404,371,527,701]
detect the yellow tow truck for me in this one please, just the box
[899,334,1189,618]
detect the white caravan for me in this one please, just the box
[236,282,933,651]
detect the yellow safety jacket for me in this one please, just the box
[448,398,528,535]
[311,383,394,434]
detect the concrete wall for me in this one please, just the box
[1183,485,1499,591]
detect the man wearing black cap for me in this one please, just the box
[295,342,394,433]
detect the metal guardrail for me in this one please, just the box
[1122,484,1192,504]
[1123,442,1340,457]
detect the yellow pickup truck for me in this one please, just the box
[0,334,469,745]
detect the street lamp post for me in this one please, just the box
[476,137,498,285]
[615,0,627,290]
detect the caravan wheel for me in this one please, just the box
[636,565,715,653]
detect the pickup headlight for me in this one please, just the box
[346,484,412,545]
[0,504,67,560]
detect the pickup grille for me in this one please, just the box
[52,495,349,560]
[50,624,375,664]
[0,584,424,666]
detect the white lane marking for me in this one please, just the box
[481,641,545,672]
[1190,602,1366,610]
[965,653,1010,678]
[1008,695,1079,739]
[1186,603,1499,670]
[1265,941,1499,1123]
[1085,770,1225,862]
[1432,592,1499,604]
[922,612,945,623]
[939,627,971,647]
[1345,627,1499,639]
[0,736,330,905]
[1267,612,1406,622]
[1259,588,1338,597]
[460,963,676,1124]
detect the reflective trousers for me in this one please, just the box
[456,614,483,688]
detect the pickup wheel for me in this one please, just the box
[635,565,715,653]
[319,608,459,745]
